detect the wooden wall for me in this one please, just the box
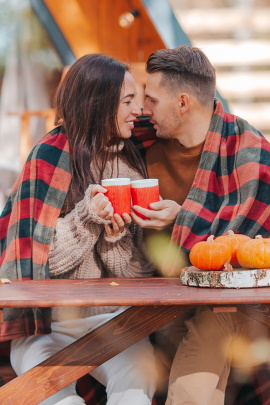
[42,0,166,104]
[42,0,165,63]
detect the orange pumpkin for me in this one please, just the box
[236,235,270,269]
[215,230,251,267]
[190,235,231,271]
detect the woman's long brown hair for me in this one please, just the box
[54,54,146,214]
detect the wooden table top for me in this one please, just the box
[0,278,270,307]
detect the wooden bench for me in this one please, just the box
[0,278,270,404]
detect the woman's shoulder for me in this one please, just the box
[37,125,68,150]
[28,126,70,166]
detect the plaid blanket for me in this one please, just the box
[0,105,269,403]
[0,119,155,341]
[0,126,71,341]
[171,99,270,251]
[1,99,270,337]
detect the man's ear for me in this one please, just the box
[178,93,190,113]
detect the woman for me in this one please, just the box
[7,54,157,404]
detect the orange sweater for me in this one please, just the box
[146,138,204,205]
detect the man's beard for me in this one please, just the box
[156,129,172,139]
[155,109,179,139]
[155,122,177,139]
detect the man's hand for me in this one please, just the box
[90,185,114,220]
[131,200,181,230]
[105,213,132,238]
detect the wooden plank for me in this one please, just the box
[42,0,165,62]
[238,304,270,328]
[99,0,130,61]
[1,278,270,307]
[43,0,100,57]
[95,0,165,62]
[213,306,237,313]
[126,0,165,62]
[181,267,270,288]
[0,305,192,404]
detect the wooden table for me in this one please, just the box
[0,277,269,404]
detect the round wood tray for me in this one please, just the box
[180,266,270,288]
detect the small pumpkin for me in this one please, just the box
[215,230,251,267]
[190,235,231,271]
[236,235,270,269]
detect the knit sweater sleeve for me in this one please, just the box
[96,222,155,278]
[49,184,110,276]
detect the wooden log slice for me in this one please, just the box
[180,266,270,288]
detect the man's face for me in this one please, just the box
[143,72,181,139]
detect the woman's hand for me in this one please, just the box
[90,185,114,220]
[105,213,132,238]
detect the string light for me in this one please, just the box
[118,9,140,28]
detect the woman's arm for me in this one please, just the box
[49,185,110,276]
[97,221,155,278]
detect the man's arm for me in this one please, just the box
[131,200,181,230]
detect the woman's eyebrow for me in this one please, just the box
[122,93,135,99]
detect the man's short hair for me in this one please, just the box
[146,46,216,108]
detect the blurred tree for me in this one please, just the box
[0,0,63,210]
[0,0,63,99]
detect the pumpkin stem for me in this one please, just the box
[207,235,215,243]
[255,235,263,239]
[227,230,235,236]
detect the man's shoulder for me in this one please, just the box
[223,110,265,140]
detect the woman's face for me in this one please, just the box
[117,72,141,138]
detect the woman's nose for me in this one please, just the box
[132,103,142,116]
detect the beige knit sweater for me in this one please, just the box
[48,145,154,320]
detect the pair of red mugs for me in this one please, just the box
[101,178,160,219]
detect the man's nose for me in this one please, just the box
[142,106,152,116]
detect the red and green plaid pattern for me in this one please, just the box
[0,126,71,341]
[172,99,270,252]
[0,120,153,342]
[132,99,270,252]
[1,101,270,355]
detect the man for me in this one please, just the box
[131,46,270,405]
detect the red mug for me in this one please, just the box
[101,178,131,216]
[131,179,160,219]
